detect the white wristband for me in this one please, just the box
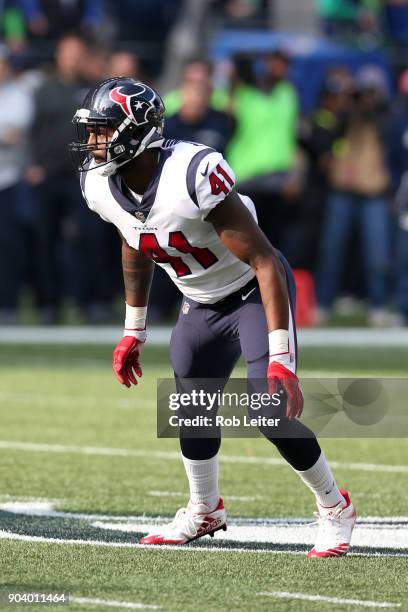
[268,329,290,365]
[124,303,147,341]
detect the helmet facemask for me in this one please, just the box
[69,79,165,177]
[70,115,163,177]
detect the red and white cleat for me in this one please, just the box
[307,489,356,558]
[140,498,227,545]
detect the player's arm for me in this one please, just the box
[207,190,288,330]
[121,236,154,307]
[113,236,154,389]
[207,191,303,418]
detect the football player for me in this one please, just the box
[70,78,356,556]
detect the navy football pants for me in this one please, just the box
[170,253,321,471]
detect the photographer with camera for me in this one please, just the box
[316,66,392,326]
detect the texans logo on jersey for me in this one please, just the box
[109,85,153,127]
[134,211,146,222]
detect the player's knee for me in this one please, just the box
[180,436,221,460]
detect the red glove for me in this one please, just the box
[267,361,304,420]
[113,336,144,388]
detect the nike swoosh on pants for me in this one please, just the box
[241,287,256,301]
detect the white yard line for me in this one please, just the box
[2,326,408,346]
[257,592,401,608]
[0,392,153,409]
[0,440,407,474]
[0,441,178,459]
[0,529,304,554]
[0,530,407,558]
[70,596,160,610]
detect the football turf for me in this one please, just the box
[0,343,407,611]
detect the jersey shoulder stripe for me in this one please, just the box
[162,138,179,149]
[186,147,215,208]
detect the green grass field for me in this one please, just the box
[0,343,407,612]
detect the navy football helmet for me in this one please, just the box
[70,77,165,176]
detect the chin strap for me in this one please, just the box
[96,160,121,177]
[96,131,165,177]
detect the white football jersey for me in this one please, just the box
[80,139,256,304]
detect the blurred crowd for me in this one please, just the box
[0,0,407,326]
[315,0,408,50]
[166,53,408,326]
[1,0,182,75]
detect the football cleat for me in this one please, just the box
[140,498,227,545]
[307,489,356,557]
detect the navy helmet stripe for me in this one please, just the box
[186,147,215,208]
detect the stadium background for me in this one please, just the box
[1,2,408,611]
[0,0,407,327]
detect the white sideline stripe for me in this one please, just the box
[257,592,401,608]
[148,490,257,501]
[0,440,407,474]
[1,326,408,347]
[0,530,407,558]
[2,502,408,550]
[70,596,160,610]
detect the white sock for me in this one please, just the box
[182,453,219,512]
[294,452,345,511]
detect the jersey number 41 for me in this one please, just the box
[139,231,218,278]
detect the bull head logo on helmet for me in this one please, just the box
[109,85,154,127]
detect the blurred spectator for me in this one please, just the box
[108,0,182,76]
[389,68,408,198]
[384,0,408,46]
[19,0,105,40]
[315,0,381,43]
[163,58,230,117]
[228,51,298,184]
[212,0,270,27]
[164,80,234,153]
[316,65,392,325]
[316,0,359,33]
[390,69,408,323]
[227,50,300,248]
[0,43,33,323]
[107,51,141,80]
[27,34,114,323]
[296,70,353,270]
[1,0,26,51]
[82,45,110,85]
